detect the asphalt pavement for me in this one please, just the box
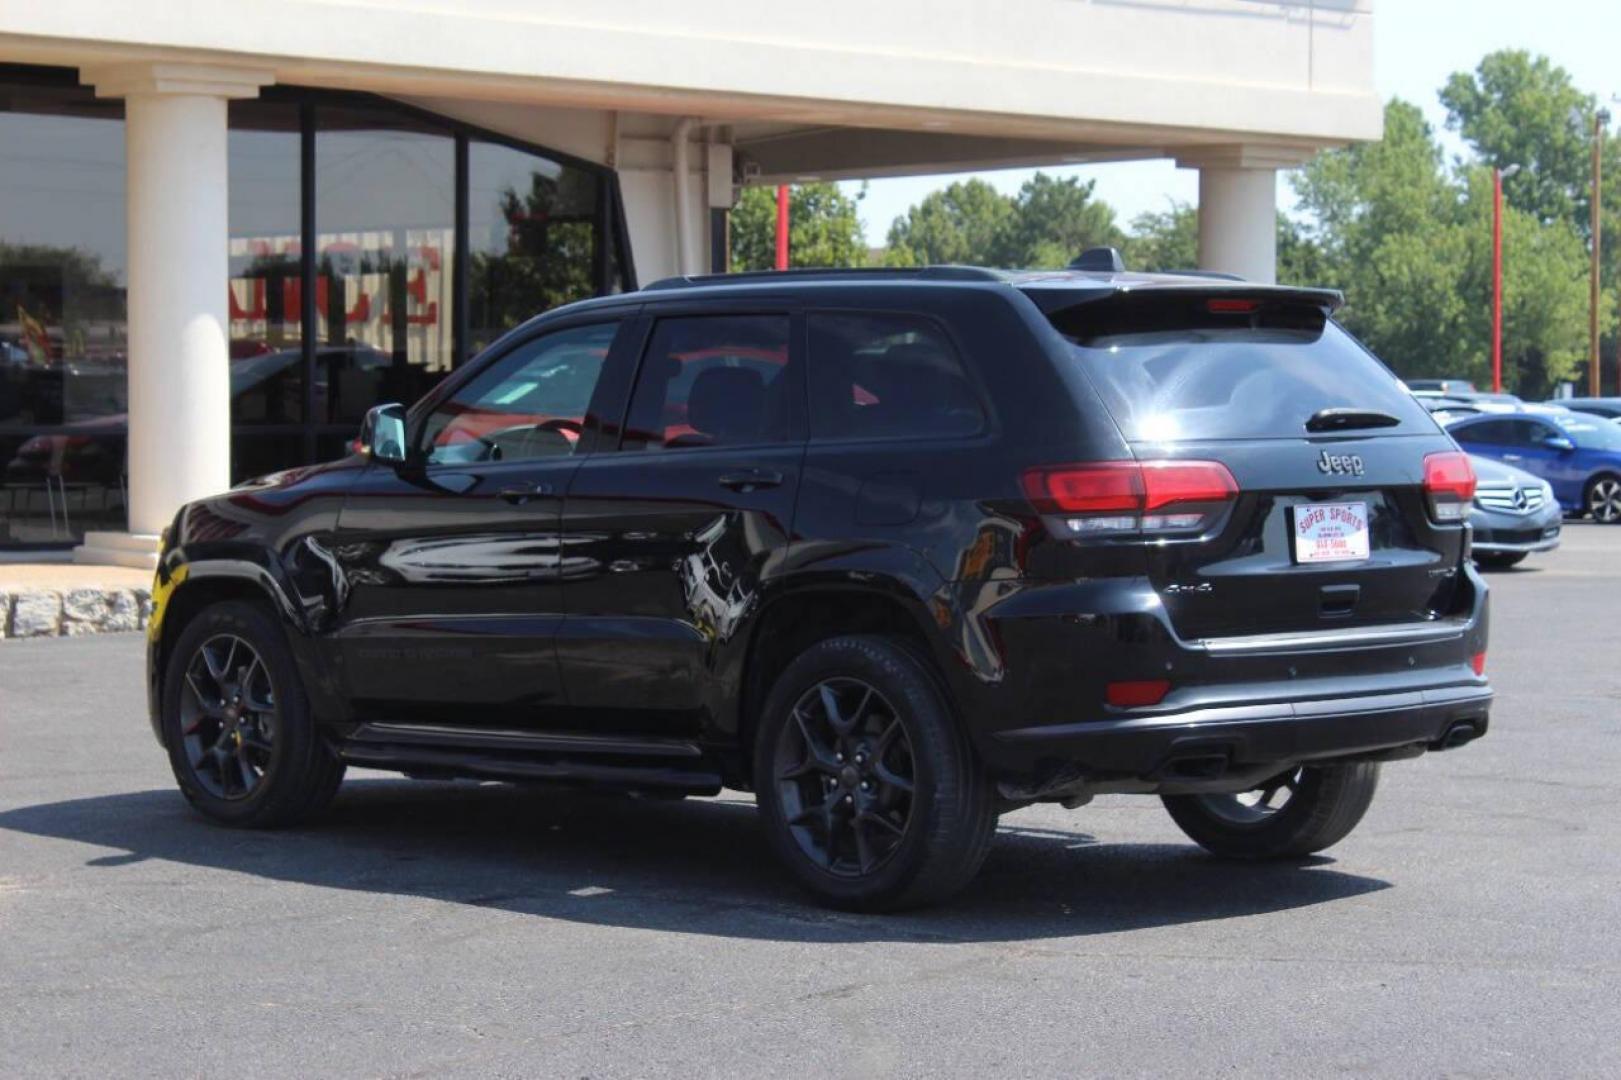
[2,526,1619,1078]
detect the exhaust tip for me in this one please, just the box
[1434,721,1481,751]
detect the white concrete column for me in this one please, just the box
[1197,167,1277,284]
[1177,145,1317,286]
[75,64,271,568]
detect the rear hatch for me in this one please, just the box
[1031,287,1470,642]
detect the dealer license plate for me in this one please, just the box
[1291,501,1370,564]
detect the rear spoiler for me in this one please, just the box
[1022,282,1345,318]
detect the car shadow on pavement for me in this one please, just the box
[0,777,1390,944]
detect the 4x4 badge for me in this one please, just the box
[1317,450,1365,476]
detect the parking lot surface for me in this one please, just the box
[2,526,1619,1078]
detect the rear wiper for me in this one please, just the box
[1305,407,1402,433]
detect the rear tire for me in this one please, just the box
[754,635,998,911]
[1586,474,1621,523]
[1475,552,1527,569]
[1161,763,1379,860]
[161,601,345,828]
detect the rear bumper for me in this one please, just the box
[993,680,1490,794]
[950,560,1490,792]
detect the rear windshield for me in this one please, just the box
[1044,295,1435,442]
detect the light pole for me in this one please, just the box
[1592,108,1610,396]
[1493,163,1520,394]
[774,184,790,270]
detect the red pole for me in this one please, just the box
[774,184,790,270]
[1491,168,1504,394]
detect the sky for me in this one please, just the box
[844,0,1621,243]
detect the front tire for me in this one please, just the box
[754,635,998,911]
[1161,763,1379,860]
[161,600,345,828]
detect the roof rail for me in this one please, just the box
[641,265,1007,291]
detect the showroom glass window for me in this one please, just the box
[314,105,456,431]
[0,64,630,548]
[0,73,129,544]
[228,99,305,482]
[467,141,608,356]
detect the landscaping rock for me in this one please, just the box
[10,591,63,638]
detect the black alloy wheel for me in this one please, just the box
[162,600,345,828]
[773,677,916,878]
[755,635,999,911]
[178,634,278,800]
[1188,768,1303,827]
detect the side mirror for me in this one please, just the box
[360,403,408,463]
[1545,435,1576,452]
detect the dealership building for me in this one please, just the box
[0,0,1379,565]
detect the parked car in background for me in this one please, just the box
[1446,412,1621,523]
[1466,454,1561,568]
[1417,396,1482,426]
[1550,396,1621,420]
[1406,378,1476,395]
[1413,389,1524,414]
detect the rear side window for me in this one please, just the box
[622,314,796,452]
[1045,295,1434,442]
[807,313,984,441]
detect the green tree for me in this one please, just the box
[730,182,868,271]
[1277,214,1332,286]
[1291,97,1589,394]
[1454,168,1589,396]
[1122,202,1197,272]
[1002,174,1123,267]
[1441,48,1621,389]
[1292,100,1473,377]
[884,178,1015,266]
[1440,50,1596,227]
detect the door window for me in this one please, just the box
[621,315,796,452]
[1453,419,1512,446]
[1506,420,1555,447]
[418,321,619,464]
[807,313,984,440]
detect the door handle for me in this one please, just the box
[497,481,555,504]
[717,469,784,493]
[1502,454,1522,463]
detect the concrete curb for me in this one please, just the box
[1,588,152,640]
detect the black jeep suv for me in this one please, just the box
[147,260,1491,910]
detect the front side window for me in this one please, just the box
[807,313,984,441]
[621,315,795,452]
[419,322,618,464]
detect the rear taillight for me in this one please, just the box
[1022,460,1238,538]
[1423,451,1476,523]
[1470,652,1486,676]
